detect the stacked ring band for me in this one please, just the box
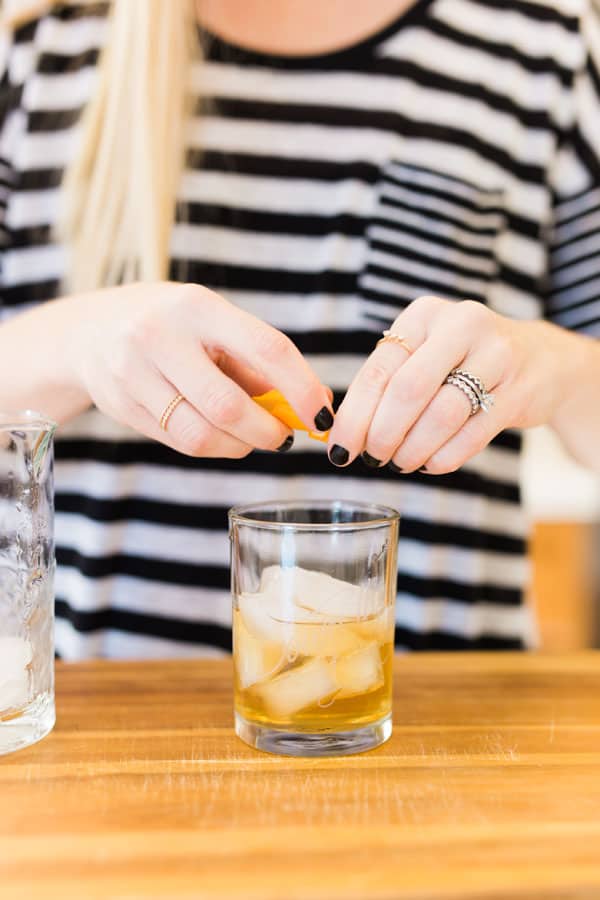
[451,370,491,406]
[444,369,494,415]
[160,392,185,430]
[445,374,480,416]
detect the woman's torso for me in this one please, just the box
[1,0,591,658]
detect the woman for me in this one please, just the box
[0,0,599,658]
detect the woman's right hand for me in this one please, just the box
[62,281,334,457]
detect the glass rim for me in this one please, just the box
[0,410,57,431]
[228,499,400,532]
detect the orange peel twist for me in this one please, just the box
[252,390,329,442]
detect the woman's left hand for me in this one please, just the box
[327,295,581,474]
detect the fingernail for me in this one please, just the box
[314,407,334,431]
[419,465,428,472]
[276,435,294,453]
[329,444,349,466]
[361,451,381,468]
[388,462,404,474]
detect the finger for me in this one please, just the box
[388,352,502,473]
[107,347,274,458]
[327,296,453,466]
[327,337,417,466]
[159,392,257,457]
[111,376,255,459]
[196,290,334,433]
[366,298,504,466]
[362,328,468,466]
[217,356,333,421]
[422,388,508,474]
[151,334,294,451]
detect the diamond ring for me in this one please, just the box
[444,369,494,415]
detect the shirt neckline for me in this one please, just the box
[201,0,436,69]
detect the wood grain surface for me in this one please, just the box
[1,653,600,900]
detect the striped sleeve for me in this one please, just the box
[546,2,600,336]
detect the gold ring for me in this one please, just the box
[160,393,185,430]
[376,330,414,354]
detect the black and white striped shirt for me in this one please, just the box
[1,0,599,659]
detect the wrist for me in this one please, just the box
[545,322,600,430]
[43,295,93,418]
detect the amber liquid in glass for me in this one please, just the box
[233,567,394,734]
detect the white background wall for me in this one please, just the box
[522,427,600,523]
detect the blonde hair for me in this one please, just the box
[4,0,202,291]
[56,0,201,292]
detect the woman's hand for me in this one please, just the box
[327,295,599,474]
[10,281,333,458]
[68,281,334,457]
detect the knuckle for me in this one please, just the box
[430,397,465,432]
[203,386,244,427]
[125,312,161,352]
[169,282,201,313]
[175,418,209,457]
[456,299,491,330]
[252,324,293,363]
[165,283,220,324]
[409,294,443,316]
[360,362,391,393]
[392,370,428,407]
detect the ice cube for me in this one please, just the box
[333,644,383,699]
[256,657,337,718]
[271,566,384,621]
[0,636,32,713]
[352,607,394,643]
[0,636,33,673]
[259,565,283,591]
[289,619,365,657]
[238,589,295,645]
[239,567,372,657]
[234,613,285,689]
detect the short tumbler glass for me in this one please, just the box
[229,500,399,757]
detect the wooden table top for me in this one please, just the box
[2,653,600,900]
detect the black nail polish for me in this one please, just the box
[276,435,294,453]
[419,465,428,472]
[329,444,349,466]
[361,451,381,468]
[388,462,404,474]
[314,407,334,431]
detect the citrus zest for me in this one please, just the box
[252,390,329,442]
